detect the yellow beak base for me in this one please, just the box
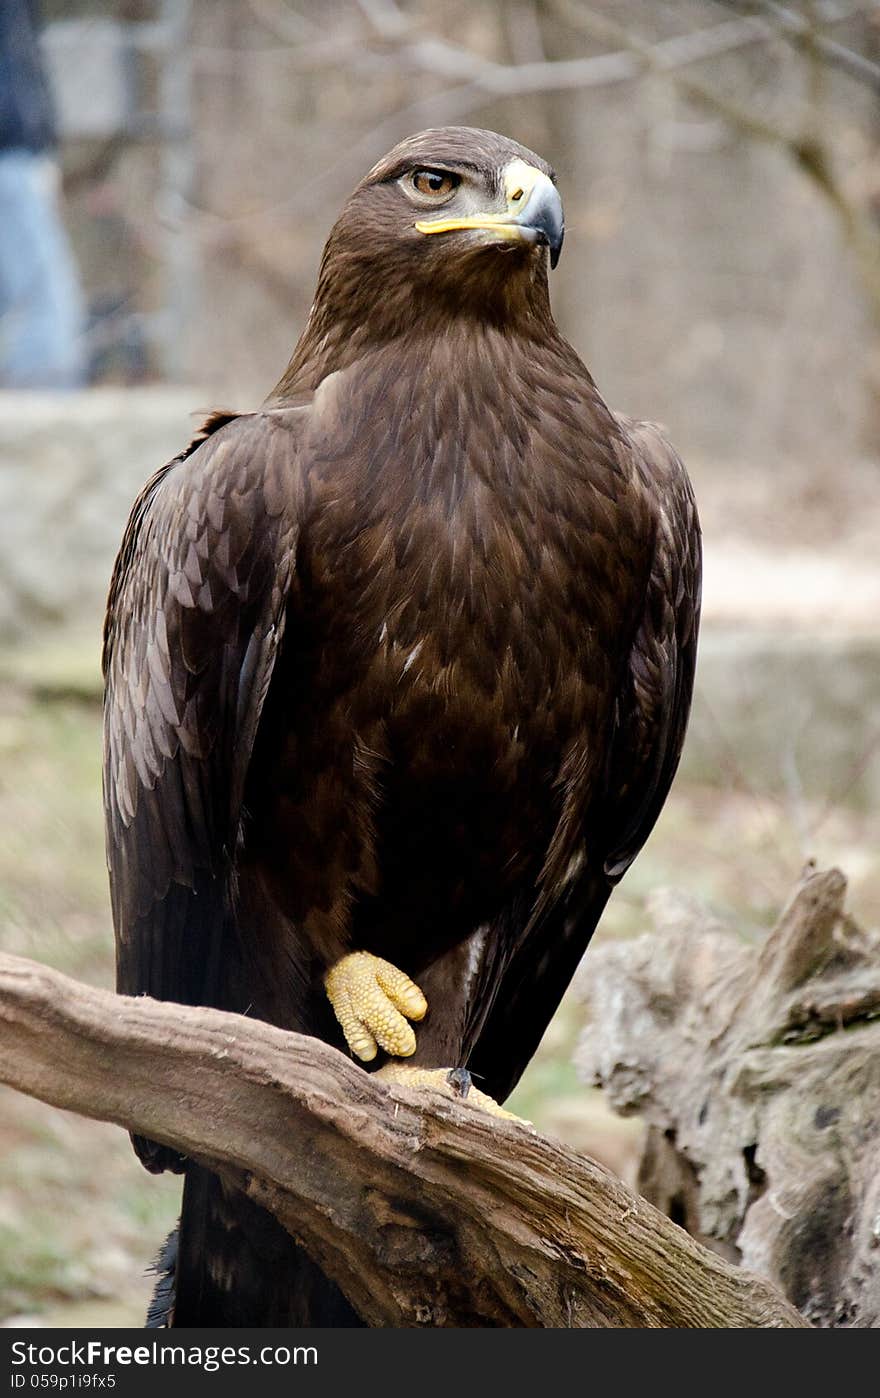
[414,160,563,266]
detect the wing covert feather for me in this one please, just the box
[103,412,300,1008]
[603,418,701,879]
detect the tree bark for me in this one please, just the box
[0,950,805,1328]
[575,864,880,1328]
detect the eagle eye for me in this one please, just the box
[411,169,460,198]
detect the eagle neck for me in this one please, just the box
[269,259,560,399]
[274,314,586,427]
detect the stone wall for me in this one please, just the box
[0,389,198,647]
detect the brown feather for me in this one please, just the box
[103,125,701,1321]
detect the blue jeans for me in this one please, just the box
[0,148,86,388]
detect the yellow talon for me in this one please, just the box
[324,951,427,1062]
[374,1064,528,1122]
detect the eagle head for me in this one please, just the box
[310,128,563,343]
[359,125,564,271]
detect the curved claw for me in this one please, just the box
[375,1063,529,1123]
[324,951,427,1062]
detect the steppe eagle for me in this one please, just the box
[103,126,701,1326]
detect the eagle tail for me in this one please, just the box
[145,1229,177,1328]
[154,1164,363,1327]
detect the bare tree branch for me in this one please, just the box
[157,0,880,335]
[549,0,880,323]
[173,12,806,230]
[0,951,806,1328]
[713,0,880,90]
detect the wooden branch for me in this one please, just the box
[0,952,805,1328]
[575,865,880,1328]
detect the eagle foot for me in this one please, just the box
[374,1063,528,1122]
[324,951,427,1062]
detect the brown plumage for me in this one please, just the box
[103,126,701,1326]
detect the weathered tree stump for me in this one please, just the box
[0,950,805,1328]
[575,865,880,1328]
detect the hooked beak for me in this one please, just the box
[415,158,565,269]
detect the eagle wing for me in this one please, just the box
[468,419,701,1102]
[602,418,702,880]
[103,412,299,1163]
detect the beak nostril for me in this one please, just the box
[511,188,524,202]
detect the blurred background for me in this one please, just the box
[0,0,878,1326]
